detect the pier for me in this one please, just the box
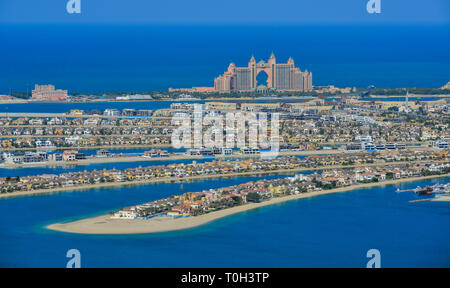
[408,199,432,203]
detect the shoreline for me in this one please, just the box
[0,160,433,199]
[0,149,354,168]
[368,94,450,99]
[432,198,450,202]
[46,174,450,235]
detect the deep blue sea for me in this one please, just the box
[0,24,449,94]
[0,176,449,268]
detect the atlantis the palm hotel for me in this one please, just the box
[169,53,313,93]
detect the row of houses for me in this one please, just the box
[112,161,450,219]
[0,116,173,127]
[1,150,447,194]
[1,135,172,149]
[1,150,86,164]
[0,125,174,137]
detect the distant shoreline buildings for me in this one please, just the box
[169,53,313,93]
[115,94,153,101]
[441,81,450,90]
[31,84,67,101]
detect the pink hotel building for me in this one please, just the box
[214,53,312,93]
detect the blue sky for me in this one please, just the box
[0,0,448,24]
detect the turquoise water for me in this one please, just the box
[0,176,449,267]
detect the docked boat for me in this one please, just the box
[432,184,449,194]
[415,186,433,195]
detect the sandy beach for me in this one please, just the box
[431,196,450,202]
[46,174,450,235]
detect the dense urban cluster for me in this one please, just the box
[1,97,448,152]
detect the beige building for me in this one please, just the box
[31,84,67,101]
[205,102,238,111]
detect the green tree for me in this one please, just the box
[246,192,261,203]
